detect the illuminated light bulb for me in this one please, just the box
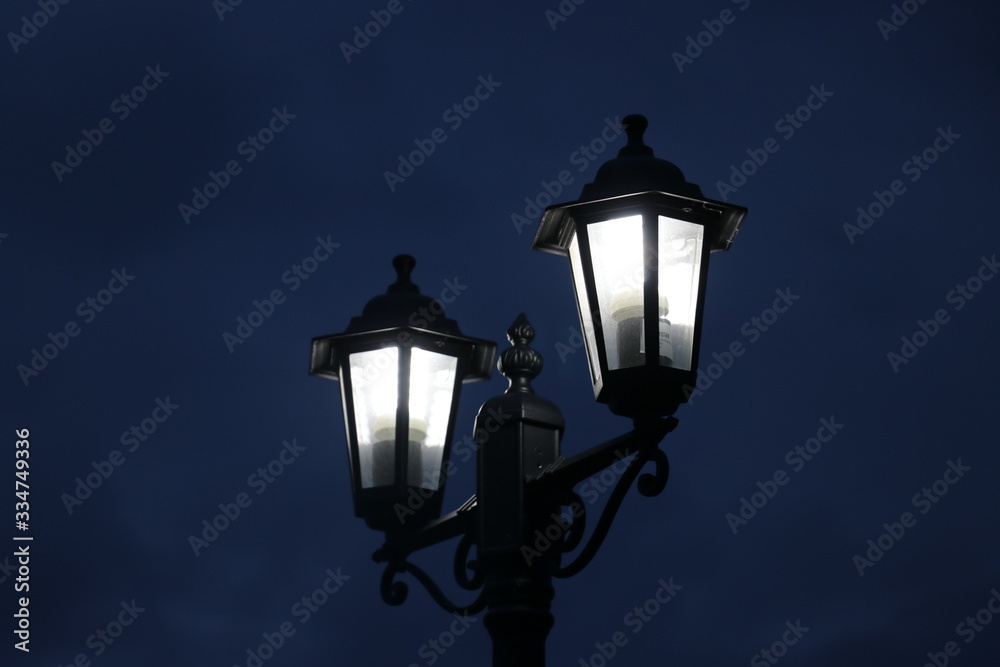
[407,417,430,483]
[610,293,673,367]
[610,289,643,368]
[371,413,397,488]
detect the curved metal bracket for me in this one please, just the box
[454,530,485,591]
[553,444,670,579]
[379,558,487,615]
[377,532,487,615]
[370,495,485,614]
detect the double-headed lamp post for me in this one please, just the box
[310,115,747,666]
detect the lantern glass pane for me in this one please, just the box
[407,348,457,490]
[568,231,602,387]
[657,215,704,370]
[349,347,399,489]
[588,215,645,370]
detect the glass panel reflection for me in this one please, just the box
[350,347,399,488]
[587,216,645,370]
[657,215,703,370]
[407,348,457,490]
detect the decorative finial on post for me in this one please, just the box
[498,313,543,393]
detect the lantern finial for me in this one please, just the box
[575,113,701,200]
[389,254,418,293]
[620,115,653,158]
[498,313,542,394]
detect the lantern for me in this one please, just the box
[310,255,495,532]
[532,115,748,416]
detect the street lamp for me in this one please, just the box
[309,255,495,533]
[309,115,747,666]
[532,114,747,416]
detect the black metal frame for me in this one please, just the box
[364,315,678,666]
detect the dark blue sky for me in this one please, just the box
[4,1,1000,665]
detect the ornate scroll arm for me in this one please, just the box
[379,557,487,615]
[551,444,670,579]
[372,495,485,614]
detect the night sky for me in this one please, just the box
[4,1,1000,665]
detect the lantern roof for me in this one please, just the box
[344,254,463,336]
[310,255,496,384]
[581,115,705,201]
[532,115,748,255]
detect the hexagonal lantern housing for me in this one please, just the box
[310,255,495,533]
[532,115,748,417]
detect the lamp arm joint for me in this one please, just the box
[373,495,477,563]
[528,416,677,493]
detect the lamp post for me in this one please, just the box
[310,115,747,666]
